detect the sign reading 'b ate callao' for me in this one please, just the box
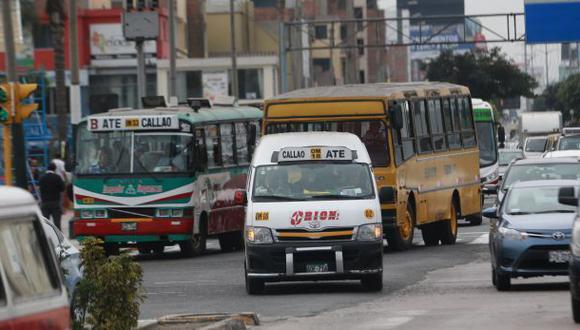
[88,115,179,131]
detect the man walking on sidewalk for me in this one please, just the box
[39,162,65,230]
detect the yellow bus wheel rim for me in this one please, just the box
[400,211,412,241]
[450,204,458,235]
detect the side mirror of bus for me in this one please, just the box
[379,187,396,204]
[497,125,506,144]
[559,186,577,206]
[388,104,404,130]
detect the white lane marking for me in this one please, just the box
[469,233,489,245]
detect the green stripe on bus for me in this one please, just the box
[473,108,493,122]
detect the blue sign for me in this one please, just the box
[525,0,580,44]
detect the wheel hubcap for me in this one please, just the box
[400,211,412,240]
[450,204,457,235]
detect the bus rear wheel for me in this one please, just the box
[440,201,459,245]
[180,220,207,257]
[386,202,415,251]
[421,223,440,246]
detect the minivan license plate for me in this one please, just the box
[548,250,571,263]
[306,263,328,273]
[122,222,137,231]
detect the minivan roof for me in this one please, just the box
[0,187,38,218]
[252,132,372,166]
[512,157,580,165]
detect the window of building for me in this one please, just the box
[220,124,235,166]
[33,24,53,48]
[354,7,364,31]
[235,122,249,164]
[340,24,347,40]
[205,125,221,167]
[315,25,328,39]
[458,97,476,147]
[357,39,364,55]
[338,0,347,10]
[313,58,331,72]
[427,99,446,151]
[359,70,365,84]
[444,98,462,149]
[412,100,432,153]
[237,69,263,100]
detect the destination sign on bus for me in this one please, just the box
[277,146,354,162]
[88,115,179,131]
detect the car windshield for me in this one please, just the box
[475,121,498,167]
[525,138,547,152]
[252,162,374,201]
[506,186,576,215]
[502,163,580,189]
[558,136,580,150]
[76,123,193,175]
[498,150,523,166]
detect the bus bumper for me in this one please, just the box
[245,241,382,282]
[71,218,193,244]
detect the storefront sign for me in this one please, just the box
[90,23,156,61]
[202,71,229,102]
[88,115,179,131]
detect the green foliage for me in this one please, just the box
[423,48,538,105]
[72,238,145,330]
[557,74,580,114]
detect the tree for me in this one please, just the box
[423,47,538,106]
[557,74,580,122]
[46,0,67,155]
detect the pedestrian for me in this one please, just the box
[39,162,65,230]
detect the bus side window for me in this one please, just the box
[459,97,476,148]
[427,99,446,152]
[411,99,432,153]
[394,101,415,164]
[445,98,462,149]
[220,124,235,166]
[205,125,222,167]
[195,128,208,171]
[235,122,250,164]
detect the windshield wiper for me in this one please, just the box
[309,194,370,200]
[508,211,531,215]
[254,195,306,201]
[531,210,575,214]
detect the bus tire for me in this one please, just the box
[421,223,440,246]
[180,217,207,257]
[387,202,415,251]
[104,243,120,257]
[467,213,483,226]
[361,274,383,292]
[440,201,459,245]
[493,268,511,291]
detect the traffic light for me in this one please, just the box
[0,84,12,125]
[14,83,38,124]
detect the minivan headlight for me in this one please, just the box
[246,226,273,244]
[357,224,382,241]
[498,226,528,240]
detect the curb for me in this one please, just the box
[138,313,259,329]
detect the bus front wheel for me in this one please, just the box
[180,220,207,257]
[440,201,459,245]
[386,202,415,251]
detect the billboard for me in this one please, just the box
[525,0,580,44]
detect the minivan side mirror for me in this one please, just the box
[482,207,498,219]
[558,186,577,206]
[379,187,396,204]
[497,125,506,144]
[388,103,404,130]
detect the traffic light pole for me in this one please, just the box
[2,0,27,188]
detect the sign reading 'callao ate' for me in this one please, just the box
[88,115,179,131]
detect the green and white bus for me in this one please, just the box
[70,100,262,256]
[472,99,499,186]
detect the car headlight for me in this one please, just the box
[571,223,580,256]
[94,209,107,218]
[80,210,94,219]
[156,209,171,218]
[357,223,382,241]
[246,226,273,244]
[498,226,528,240]
[171,209,184,218]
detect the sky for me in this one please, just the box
[378,0,563,88]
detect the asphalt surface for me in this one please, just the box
[138,217,492,322]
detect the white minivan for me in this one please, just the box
[244,132,385,294]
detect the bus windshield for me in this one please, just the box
[252,163,375,201]
[76,125,193,175]
[475,121,497,167]
[525,138,547,152]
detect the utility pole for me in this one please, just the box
[545,43,549,87]
[345,0,359,84]
[230,0,239,99]
[278,0,287,93]
[168,0,177,100]
[69,0,81,128]
[136,40,146,107]
[2,0,26,188]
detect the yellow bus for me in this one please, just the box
[263,83,481,250]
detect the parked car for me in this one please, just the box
[0,187,70,329]
[42,218,83,303]
[485,180,578,291]
[498,149,524,180]
[486,157,580,205]
[558,185,580,323]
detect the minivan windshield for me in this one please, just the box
[502,163,580,189]
[252,163,374,202]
